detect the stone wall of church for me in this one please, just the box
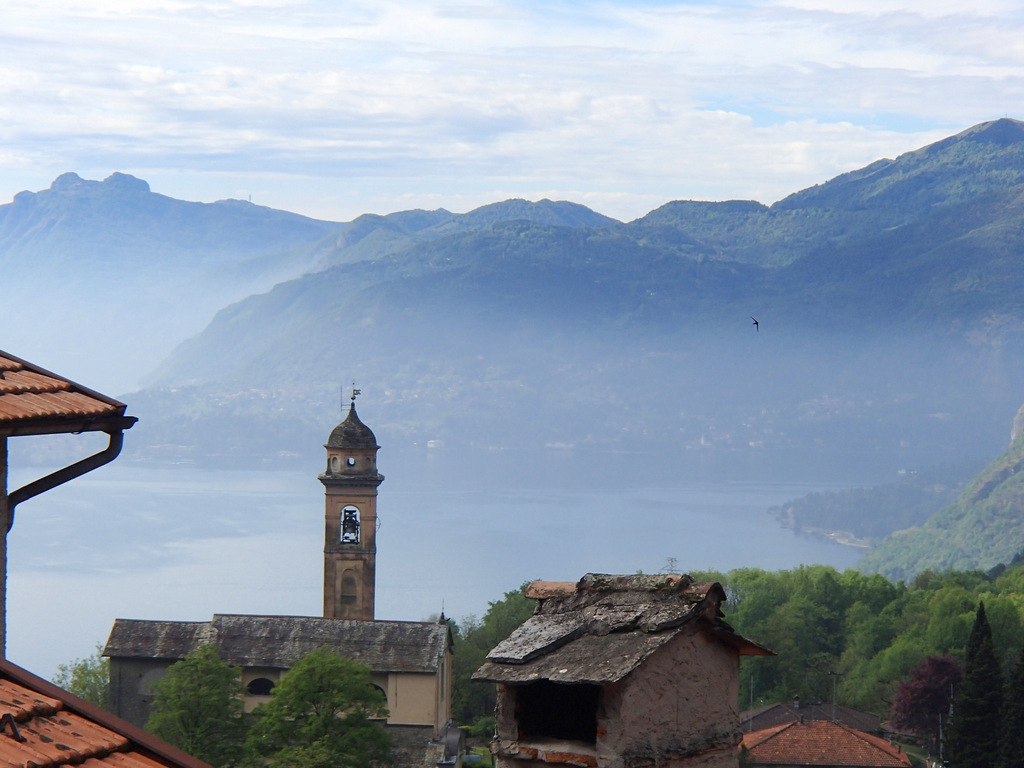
[108,657,174,727]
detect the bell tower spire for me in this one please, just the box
[319,387,383,621]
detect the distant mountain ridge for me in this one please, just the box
[0,171,340,390]
[123,118,1024,494]
[0,174,617,391]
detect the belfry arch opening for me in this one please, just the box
[341,506,360,544]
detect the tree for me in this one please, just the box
[145,645,248,767]
[451,583,535,726]
[889,655,961,751]
[53,643,110,709]
[1001,642,1024,768]
[945,602,1003,768]
[247,647,390,768]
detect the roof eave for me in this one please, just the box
[0,414,137,438]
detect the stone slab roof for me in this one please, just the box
[105,615,451,674]
[0,351,136,437]
[742,720,911,767]
[473,573,772,685]
[0,658,209,768]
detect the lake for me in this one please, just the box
[6,449,864,678]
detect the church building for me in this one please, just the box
[104,397,455,765]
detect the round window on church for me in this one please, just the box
[347,457,356,467]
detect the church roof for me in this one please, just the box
[473,573,772,685]
[326,404,378,449]
[0,351,136,437]
[0,657,209,768]
[105,615,450,674]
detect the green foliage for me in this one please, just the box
[53,643,109,709]
[1001,642,1024,768]
[714,558,1024,719]
[146,645,248,768]
[247,647,390,768]
[944,603,1003,768]
[451,583,536,726]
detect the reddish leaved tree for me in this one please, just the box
[890,655,962,748]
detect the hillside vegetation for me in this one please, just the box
[860,428,1024,580]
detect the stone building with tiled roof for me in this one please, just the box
[106,614,451,729]
[473,573,773,768]
[105,396,456,768]
[741,720,911,768]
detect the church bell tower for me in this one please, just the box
[319,391,383,621]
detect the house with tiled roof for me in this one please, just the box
[0,658,209,768]
[473,573,773,768]
[0,350,211,768]
[741,699,884,736]
[104,398,457,768]
[741,720,911,768]
[0,349,137,651]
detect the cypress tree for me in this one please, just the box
[1001,642,1024,768]
[945,602,1003,768]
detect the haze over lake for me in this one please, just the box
[7,448,863,678]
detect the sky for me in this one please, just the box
[2,0,1023,223]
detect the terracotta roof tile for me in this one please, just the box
[0,352,134,435]
[742,720,911,768]
[0,659,210,768]
[741,702,884,734]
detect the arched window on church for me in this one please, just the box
[341,507,360,544]
[371,684,387,716]
[342,570,358,604]
[247,678,275,696]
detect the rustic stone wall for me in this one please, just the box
[491,627,741,768]
[601,629,740,768]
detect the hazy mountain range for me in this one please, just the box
[130,118,1024,473]
[7,118,1024,575]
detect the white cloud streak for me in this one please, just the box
[0,0,1021,220]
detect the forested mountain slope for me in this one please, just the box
[860,413,1024,579]
[133,119,1024,480]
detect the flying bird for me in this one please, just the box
[751,316,759,332]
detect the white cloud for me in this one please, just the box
[0,0,1019,220]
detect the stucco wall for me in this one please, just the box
[389,671,441,727]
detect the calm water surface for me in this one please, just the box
[6,456,863,677]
